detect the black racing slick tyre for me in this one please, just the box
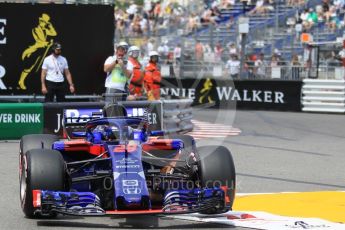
[20,134,59,155]
[19,149,65,218]
[197,145,236,214]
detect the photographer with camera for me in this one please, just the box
[103,41,130,103]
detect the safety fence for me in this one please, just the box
[160,61,344,80]
[301,79,345,113]
[0,100,193,140]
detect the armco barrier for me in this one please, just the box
[0,100,193,139]
[302,79,345,113]
[0,103,43,139]
[162,99,193,134]
[43,100,192,137]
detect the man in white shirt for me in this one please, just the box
[225,54,240,79]
[103,41,130,103]
[41,42,75,102]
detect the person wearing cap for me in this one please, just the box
[103,41,130,103]
[127,46,144,98]
[40,42,75,102]
[144,51,161,100]
[18,13,57,90]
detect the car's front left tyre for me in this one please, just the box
[20,149,65,218]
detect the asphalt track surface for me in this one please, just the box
[1,109,345,230]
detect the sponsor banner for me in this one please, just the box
[161,78,302,111]
[0,103,43,139]
[171,211,345,230]
[43,102,103,136]
[119,100,163,132]
[44,101,163,137]
[0,3,113,95]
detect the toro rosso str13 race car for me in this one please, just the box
[19,104,236,217]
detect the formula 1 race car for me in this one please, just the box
[19,104,236,218]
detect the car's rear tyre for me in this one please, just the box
[20,149,65,218]
[197,145,236,214]
[20,134,59,155]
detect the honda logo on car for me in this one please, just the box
[0,113,40,123]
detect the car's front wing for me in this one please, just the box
[32,187,227,216]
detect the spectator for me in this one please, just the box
[186,13,199,34]
[214,41,224,62]
[228,42,238,55]
[291,54,301,80]
[147,38,155,54]
[130,14,143,36]
[249,0,272,15]
[225,54,240,79]
[203,43,214,63]
[115,18,126,39]
[220,0,235,9]
[201,8,217,25]
[157,40,169,59]
[255,53,267,78]
[139,48,150,68]
[195,40,204,63]
[305,8,318,30]
[139,15,149,35]
[322,0,330,13]
[325,5,336,23]
[41,42,75,102]
[300,8,310,29]
[327,6,341,31]
[245,54,255,79]
[270,54,279,67]
[173,43,182,64]
[166,49,176,77]
[226,15,235,30]
[303,44,314,70]
[333,0,345,12]
[127,1,138,20]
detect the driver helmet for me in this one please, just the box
[103,125,120,141]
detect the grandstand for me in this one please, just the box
[2,0,345,79]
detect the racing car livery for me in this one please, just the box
[19,105,236,217]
